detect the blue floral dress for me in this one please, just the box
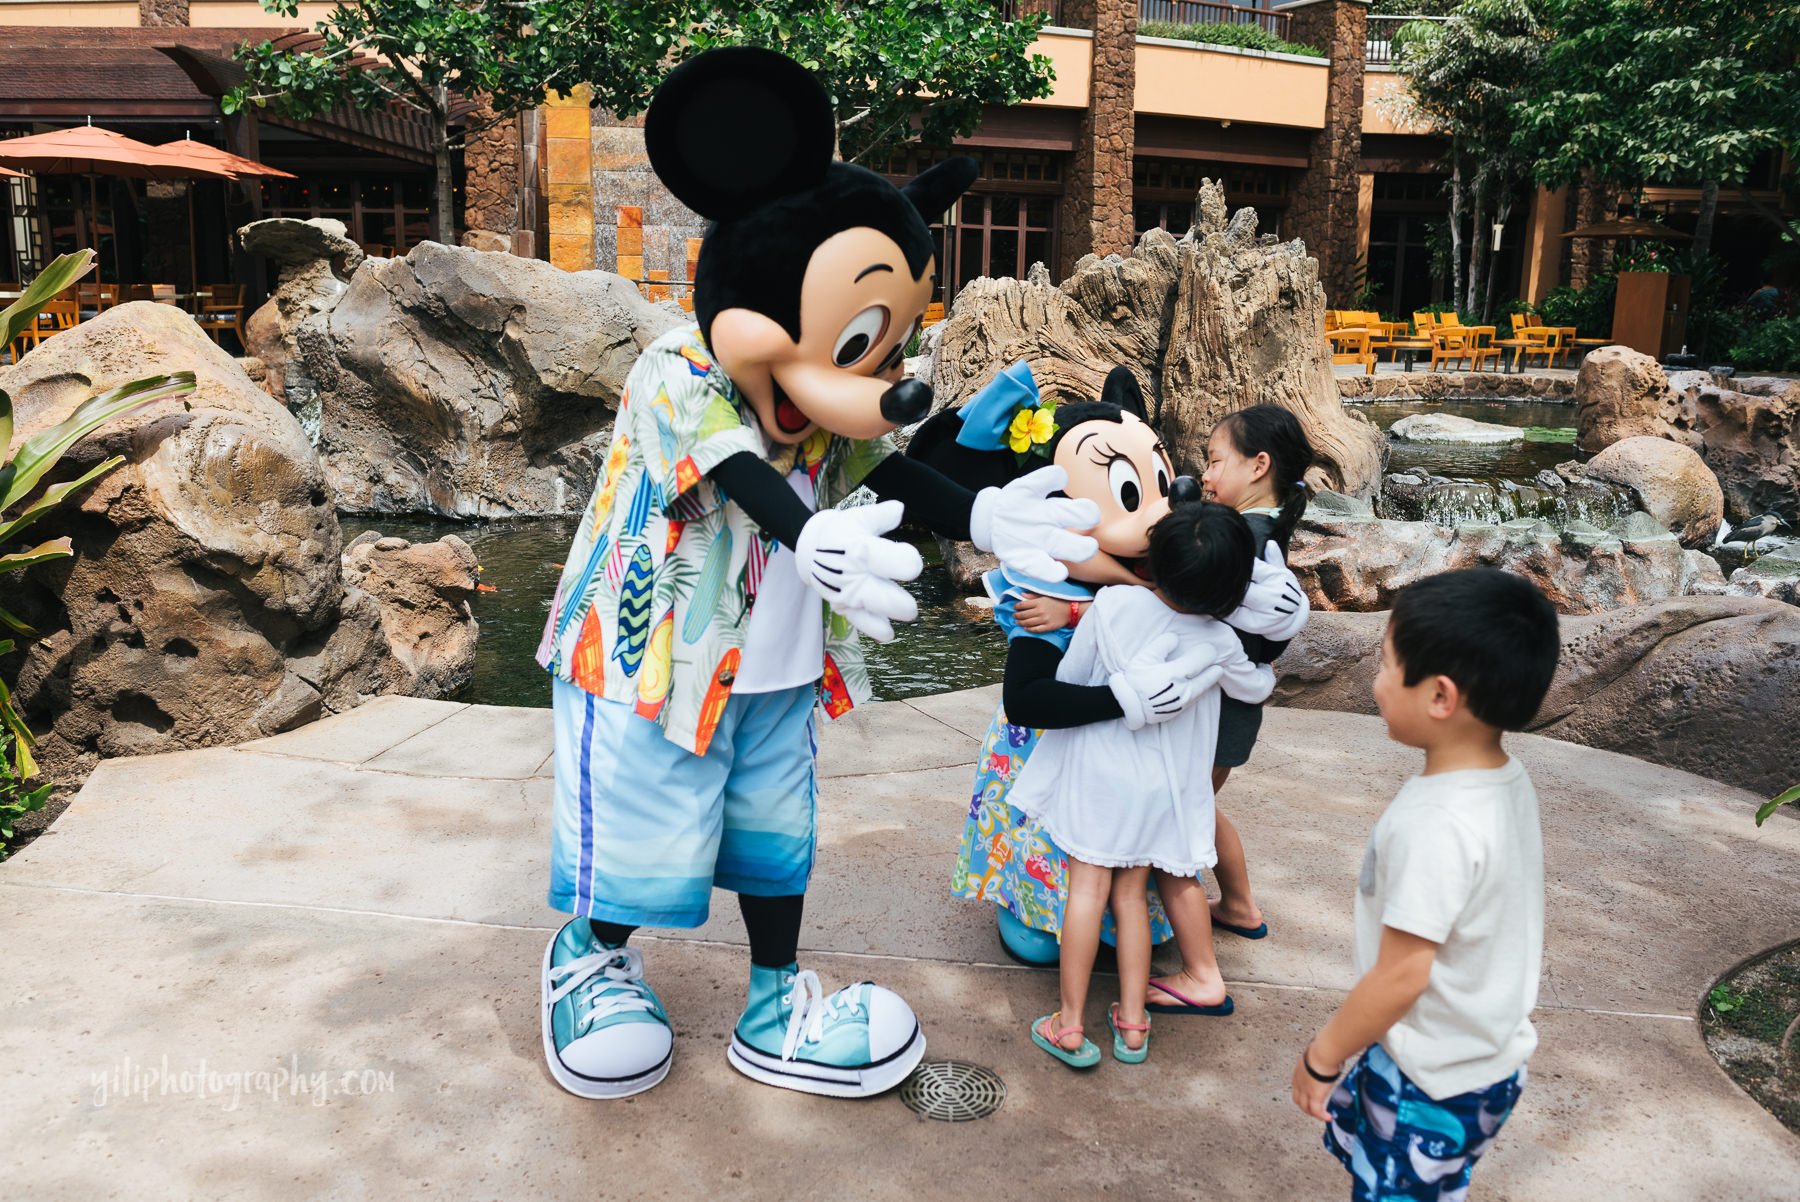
[950,569,1173,944]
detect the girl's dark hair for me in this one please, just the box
[1214,404,1316,554]
[1147,501,1256,620]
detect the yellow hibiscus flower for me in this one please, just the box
[1007,409,1034,454]
[1027,406,1056,445]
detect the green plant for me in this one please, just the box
[1388,18,1442,60]
[1537,275,1616,338]
[1135,19,1324,58]
[1730,315,1800,373]
[1612,247,1671,274]
[0,249,196,857]
[1755,784,1800,827]
[1708,983,1748,1015]
[1350,253,1385,311]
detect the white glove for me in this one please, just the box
[794,501,922,643]
[1106,633,1227,731]
[1224,543,1310,640]
[967,464,1100,583]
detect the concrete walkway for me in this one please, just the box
[4,689,1798,1200]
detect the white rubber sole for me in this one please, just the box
[725,1025,926,1098]
[539,935,672,1100]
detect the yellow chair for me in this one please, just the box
[1430,327,1496,372]
[197,284,247,348]
[10,296,79,360]
[1329,327,1377,374]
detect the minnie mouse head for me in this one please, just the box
[646,47,978,445]
[909,364,1204,579]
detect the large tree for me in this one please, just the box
[226,0,1055,244]
[1513,0,1800,248]
[1388,0,1549,321]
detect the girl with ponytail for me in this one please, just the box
[1191,404,1315,950]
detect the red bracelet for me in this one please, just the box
[1069,600,1081,627]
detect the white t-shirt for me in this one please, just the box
[734,468,824,694]
[1353,757,1544,1100]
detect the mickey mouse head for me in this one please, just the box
[646,46,978,444]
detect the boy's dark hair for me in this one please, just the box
[1148,501,1256,620]
[1388,569,1561,731]
[1214,404,1317,554]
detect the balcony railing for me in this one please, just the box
[997,0,1291,39]
[1366,14,1452,65]
[1138,1,1290,40]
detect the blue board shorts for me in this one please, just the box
[548,677,818,928]
[1325,1043,1526,1202]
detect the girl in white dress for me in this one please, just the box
[1011,502,1277,1066]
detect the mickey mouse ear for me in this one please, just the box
[901,157,979,224]
[1102,366,1149,421]
[645,47,836,221]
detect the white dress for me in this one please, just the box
[1007,585,1276,876]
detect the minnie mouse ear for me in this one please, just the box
[645,47,836,221]
[1102,366,1149,421]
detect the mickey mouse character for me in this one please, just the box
[908,363,1308,987]
[535,46,1121,1102]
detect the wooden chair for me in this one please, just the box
[922,301,946,328]
[1329,327,1376,374]
[197,284,246,348]
[1411,311,1437,338]
[1518,325,1567,370]
[125,284,181,304]
[10,297,79,360]
[1488,313,1534,373]
[1430,327,1496,372]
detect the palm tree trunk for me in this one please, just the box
[1448,155,1466,312]
[432,84,454,246]
[1466,173,1489,319]
[1692,180,1719,262]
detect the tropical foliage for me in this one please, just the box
[0,250,196,856]
[227,0,1056,236]
[1135,20,1324,59]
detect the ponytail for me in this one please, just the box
[1214,405,1316,556]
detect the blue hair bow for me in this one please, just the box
[954,359,1040,451]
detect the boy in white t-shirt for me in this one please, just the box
[1291,568,1559,1201]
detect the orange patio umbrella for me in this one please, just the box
[157,138,296,302]
[0,125,232,284]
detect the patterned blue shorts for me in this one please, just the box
[548,677,818,928]
[1324,1043,1526,1202]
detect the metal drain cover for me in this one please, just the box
[898,1060,1006,1121]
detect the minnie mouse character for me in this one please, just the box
[535,46,1133,1102]
[908,363,1308,991]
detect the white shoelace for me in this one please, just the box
[780,970,866,1061]
[548,946,657,1032]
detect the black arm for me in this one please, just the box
[1001,635,1125,729]
[862,454,975,541]
[709,451,812,550]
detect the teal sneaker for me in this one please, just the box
[727,964,925,1098]
[540,919,672,1099]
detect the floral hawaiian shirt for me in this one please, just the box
[537,324,894,755]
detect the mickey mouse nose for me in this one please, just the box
[879,379,933,425]
[1169,475,1203,506]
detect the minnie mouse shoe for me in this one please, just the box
[727,964,925,1097]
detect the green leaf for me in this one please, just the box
[0,373,194,512]
[0,538,73,574]
[0,605,36,639]
[1754,783,1800,827]
[0,251,95,349]
[0,456,123,546]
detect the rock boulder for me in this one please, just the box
[1273,596,1800,797]
[1574,345,1682,451]
[240,217,364,416]
[930,180,1385,497]
[1288,501,1725,614]
[1584,435,1724,547]
[0,303,475,788]
[302,240,683,516]
[1667,373,1800,525]
[1388,413,1523,444]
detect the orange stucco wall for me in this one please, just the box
[1134,40,1327,128]
[1022,29,1093,109]
[0,1,342,25]
[1362,68,1432,135]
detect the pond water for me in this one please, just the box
[340,516,1005,710]
[1360,398,1580,479]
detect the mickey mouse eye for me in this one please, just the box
[1108,458,1143,513]
[833,305,890,368]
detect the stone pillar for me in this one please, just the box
[590,111,708,303]
[1278,0,1368,306]
[1569,169,1614,291]
[1057,0,1136,278]
[544,87,595,272]
[138,0,188,25]
[461,101,523,253]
